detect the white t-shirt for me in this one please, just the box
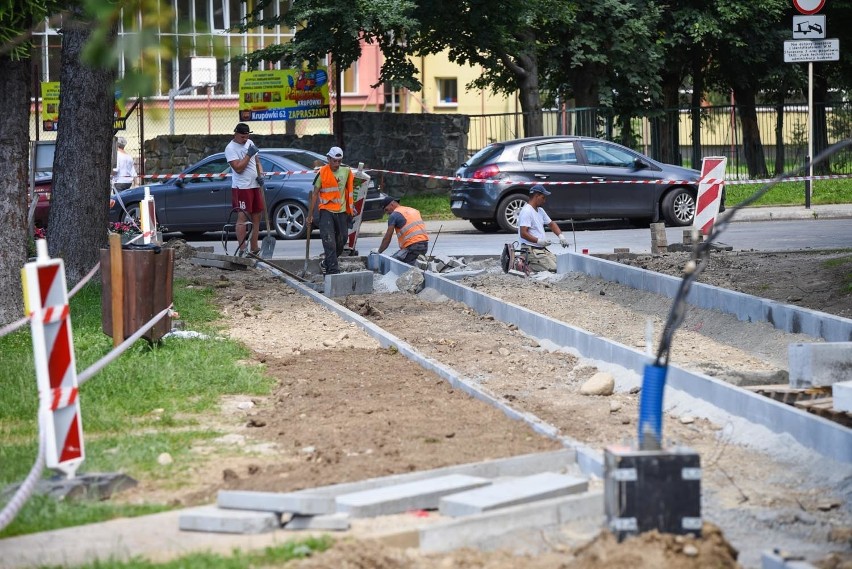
[517,202,551,246]
[114,150,137,184]
[225,139,259,189]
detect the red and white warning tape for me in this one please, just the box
[141,169,852,185]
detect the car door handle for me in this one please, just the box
[534,174,549,179]
[591,176,606,181]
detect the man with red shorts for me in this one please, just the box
[225,122,265,255]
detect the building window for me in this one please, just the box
[436,78,457,106]
[341,63,358,94]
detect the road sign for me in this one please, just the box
[784,39,840,62]
[793,0,825,15]
[793,15,825,39]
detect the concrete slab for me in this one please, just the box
[217,490,335,515]
[761,550,818,569]
[789,342,852,388]
[178,505,280,534]
[335,474,492,518]
[420,491,603,553]
[324,270,373,297]
[834,380,852,413]
[438,472,588,517]
[284,513,351,531]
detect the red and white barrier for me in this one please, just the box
[21,239,85,478]
[140,186,157,244]
[693,157,727,235]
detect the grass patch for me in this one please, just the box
[0,278,275,536]
[36,536,333,568]
[387,194,452,220]
[822,255,852,293]
[721,179,852,208]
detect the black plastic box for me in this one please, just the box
[604,445,701,541]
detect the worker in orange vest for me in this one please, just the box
[377,197,429,265]
[309,146,353,274]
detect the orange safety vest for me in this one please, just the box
[315,165,353,214]
[394,206,429,249]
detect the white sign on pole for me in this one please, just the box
[191,57,217,87]
[784,39,840,62]
[793,15,825,39]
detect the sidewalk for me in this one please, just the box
[358,204,852,236]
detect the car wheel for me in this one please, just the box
[661,187,696,226]
[121,203,141,225]
[496,193,529,233]
[471,220,500,233]
[272,200,308,240]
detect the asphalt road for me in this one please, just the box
[176,217,852,259]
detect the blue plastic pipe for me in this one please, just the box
[638,363,668,450]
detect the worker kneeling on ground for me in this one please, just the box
[518,184,569,272]
[376,197,429,265]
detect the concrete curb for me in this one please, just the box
[364,254,852,464]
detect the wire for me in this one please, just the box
[654,138,852,367]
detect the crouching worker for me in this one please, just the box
[377,197,429,265]
[518,184,569,272]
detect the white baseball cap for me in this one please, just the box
[327,146,344,160]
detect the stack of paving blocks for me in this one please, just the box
[178,449,601,550]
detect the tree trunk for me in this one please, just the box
[812,71,830,174]
[46,18,117,286]
[734,86,768,179]
[651,77,680,164]
[512,50,542,138]
[690,58,704,170]
[774,102,785,175]
[571,64,601,138]
[0,56,31,326]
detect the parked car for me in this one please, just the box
[108,148,387,239]
[450,136,722,232]
[31,173,52,228]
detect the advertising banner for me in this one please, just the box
[238,67,330,122]
[40,82,128,131]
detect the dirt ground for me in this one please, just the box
[123,242,851,569]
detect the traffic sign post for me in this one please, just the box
[785,0,835,209]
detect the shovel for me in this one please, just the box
[257,183,276,259]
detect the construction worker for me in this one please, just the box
[518,184,569,272]
[309,146,354,274]
[377,197,429,265]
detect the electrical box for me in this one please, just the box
[604,445,701,541]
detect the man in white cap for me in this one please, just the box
[517,184,569,272]
[225,122,264,256]
[309,146,353,274]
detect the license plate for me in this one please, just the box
[451,200,463,209]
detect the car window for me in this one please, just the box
[465,144,503,168]
[520,142,578,164]
[579,141,636,168]
[277,151,326,170]
[186,157,231,184]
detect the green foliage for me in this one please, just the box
[725,179,852,207]
[0,0,58,60]
[395,194,452,220]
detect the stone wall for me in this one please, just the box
[142,112,468,197]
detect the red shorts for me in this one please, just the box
[231,188,263,214]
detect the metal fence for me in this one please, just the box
[468,102,852,178]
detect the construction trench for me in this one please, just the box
[187,250,851,568]
[4,248,850,569]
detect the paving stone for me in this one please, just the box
[834,380,852,413]
[324,270,373,297]
[335,474,491,518]
[217,490,335,515]
[284,513,351,531]
[438,472,588,517]
[178,505,280,534]
[789,342,852,388]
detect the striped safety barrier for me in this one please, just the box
[21,239,85,478]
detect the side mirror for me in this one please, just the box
[175,179,185,188]
[633,158,649,170]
